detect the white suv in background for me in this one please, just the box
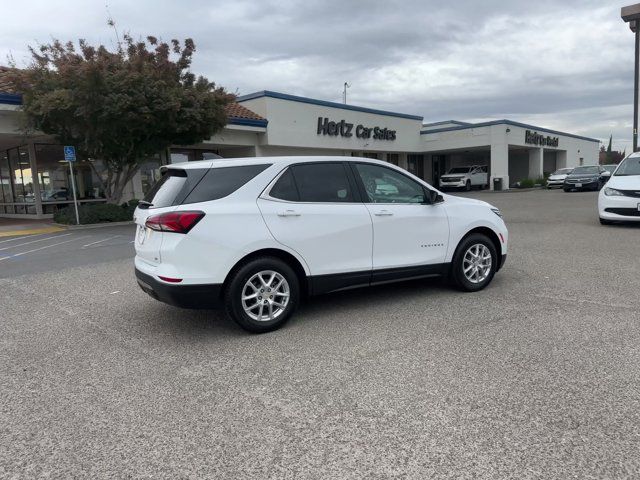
[134,157,508,333]
[598,153,640,225]
[438,166,489,191]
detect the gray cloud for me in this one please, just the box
[0,0,635,150]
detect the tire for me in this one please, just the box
[450,234,498,292]
[465,180,471,191]
[224,257,300,333]
[563,187,571,192]
[599,218,613,225]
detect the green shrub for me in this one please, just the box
[54,202,136,225]
[534,177,546,186]
[519,178,535,188]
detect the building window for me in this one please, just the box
[34,144,106,215]
[170,148,220,163]
[362,152,379,160]
[407,154,424,179]
[0,151,15,214]
[579,157,584,166]
[387,154,399,166]
[140,154,162,195]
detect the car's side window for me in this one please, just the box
[354,163,426,204]
[269,168,300,202]
[289,163,354,203]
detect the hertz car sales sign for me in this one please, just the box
[525,129,559,147]
[317,117,397,141]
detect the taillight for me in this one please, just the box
[145,211,205,234]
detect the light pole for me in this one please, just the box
[343,82,350,104]
[621,4,640,152]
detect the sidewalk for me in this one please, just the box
[0,218,66,238]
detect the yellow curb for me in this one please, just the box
[0,226,66,238]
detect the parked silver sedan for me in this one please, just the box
[546,168,573,188]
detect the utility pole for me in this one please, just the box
[621,4,640,151]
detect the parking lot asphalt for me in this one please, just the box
[1,189,640,479]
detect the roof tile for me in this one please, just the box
[225,102,265,121]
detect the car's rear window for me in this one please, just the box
[142,164,270,208]
[142,168,207,208]
[183,164,271,204]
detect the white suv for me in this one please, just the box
[134,157,508,333]
[438,166,489,191]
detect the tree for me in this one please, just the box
[606,134,613,163]
[11,33,234,204]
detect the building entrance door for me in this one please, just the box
[432,155,446,186]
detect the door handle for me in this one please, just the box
[374,210,394,216]
[278,209,301,217]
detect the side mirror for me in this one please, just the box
[601,170,611,178]
[427,189,444,204]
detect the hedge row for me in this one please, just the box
[54,200,138,225]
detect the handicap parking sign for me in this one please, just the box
[64,146,76,162]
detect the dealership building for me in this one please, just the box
[0,78,600,218]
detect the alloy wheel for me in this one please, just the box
[241,270,290,322]
[462,243,492,284]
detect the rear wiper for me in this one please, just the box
[137,200,153,209]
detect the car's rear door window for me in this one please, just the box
[269,168,300,201]
[290,163,354,203]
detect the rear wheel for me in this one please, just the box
[224,257,299,333]
[451,234,497,292]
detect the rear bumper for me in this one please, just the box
[135,268,222,309]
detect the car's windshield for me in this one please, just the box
[447,167,471,174]
[552,168,573,175]
[602,165,617,173]
[571,166,599,174]
[614,157,640,176]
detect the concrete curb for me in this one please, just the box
[53,221,135,230]
[0,226,66,238]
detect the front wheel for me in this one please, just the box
[563,187,571,192]
[599,218,613,225]
[451,234,498,292]
[465,180,471,191]
[224,257,300,333]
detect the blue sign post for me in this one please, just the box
[64,146,80,225]
[64,146,76,162]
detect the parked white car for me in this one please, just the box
[598,153,640,225]
[134,157,508,332]
[439,165,489,191]
[546,168,573,188]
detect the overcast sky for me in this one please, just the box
[1,0,636,150]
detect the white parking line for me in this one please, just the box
[0,233,73,252]
[0,235,90,261]
[0,233,42,244]
[82,235,120,248]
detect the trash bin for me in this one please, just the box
[493,177,503,191]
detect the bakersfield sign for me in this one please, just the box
[525,130,559,147]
